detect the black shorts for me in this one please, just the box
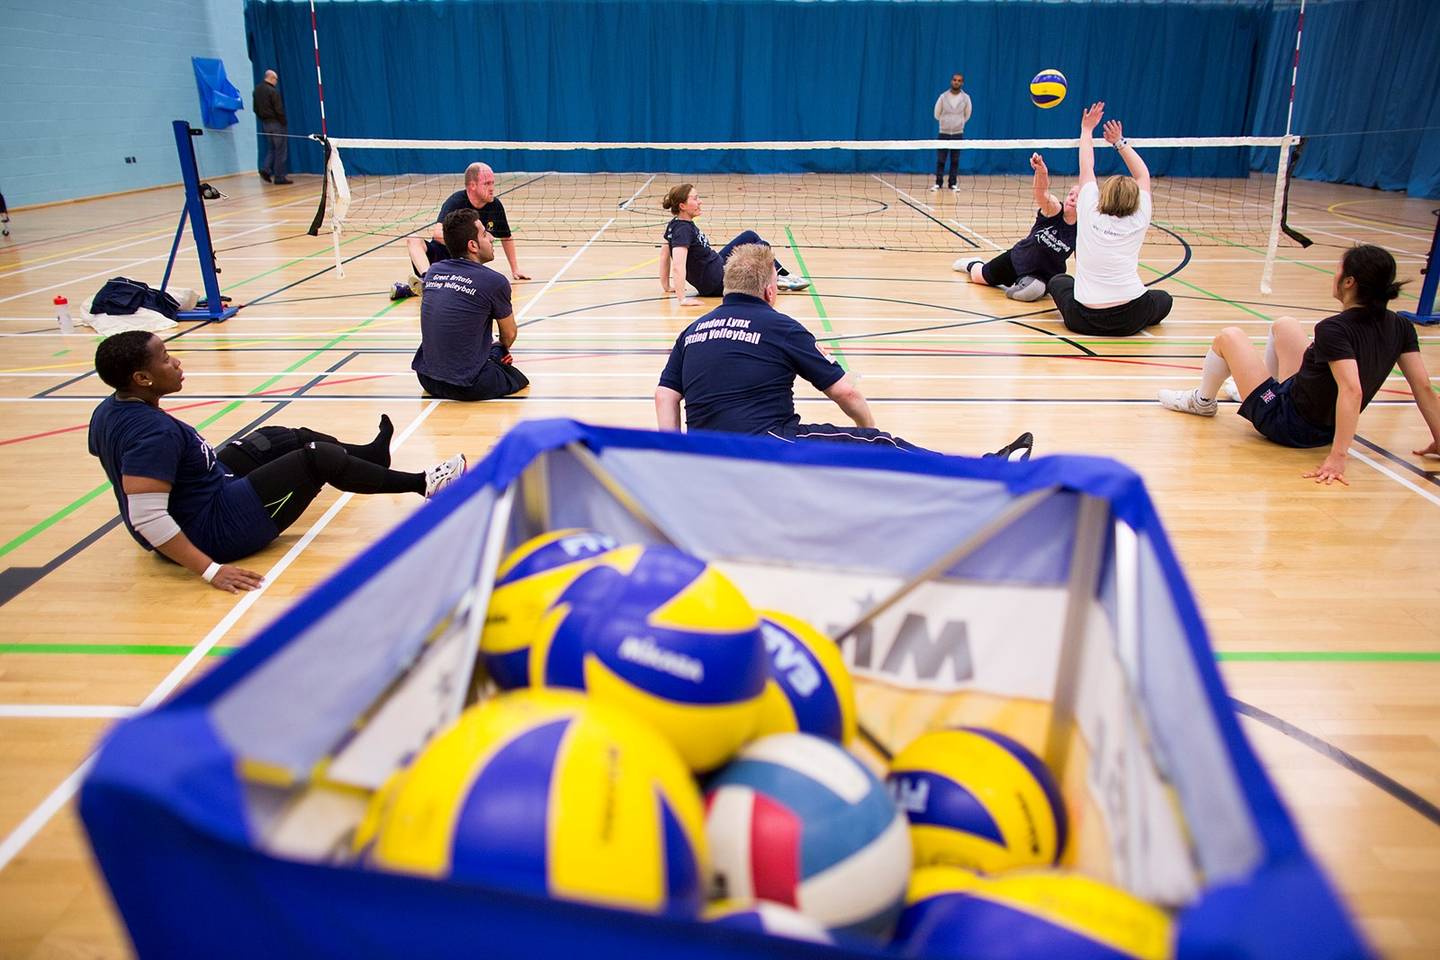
[418,239,450,275]
[1237,377,1334,449]
[980,251,1018,287]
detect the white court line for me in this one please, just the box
[0,222,281,306]
[0,395,1424,407]
[0,190,325,283]
[0,705,135,719]
[0,400,441,875]
[1348,448,1440,509]
[1285,222,1424,258]
[870,174,1004,250]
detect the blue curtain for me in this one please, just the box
[1250,0,1440,198]
[243,0,1437,197]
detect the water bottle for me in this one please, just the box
[54,296,74,335]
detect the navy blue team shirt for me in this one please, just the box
[659,293,845,435]
[437,189,511,239]
[88,396,276,562]
[1008,208,1077,281]
[664,219,725,297]
[413,258,513,386]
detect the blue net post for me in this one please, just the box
[166,120,238,321]
[1400,207,1440,326]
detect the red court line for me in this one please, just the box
[0,374,393,448]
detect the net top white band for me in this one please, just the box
[323,135,1297,152]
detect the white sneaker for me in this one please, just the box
[424,453,467,498]
[1157,388,1218,417]
[928,184,941,192]
[948,184,959,192]
[1221,378,1242,403]
[777,274,810,292]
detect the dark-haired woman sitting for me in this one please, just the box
[1158,244,1440,485]
[659,183,809,307]
[87,331,467,592]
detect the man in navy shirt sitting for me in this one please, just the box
[393,162,530,300]
[655,244,1033,459]
[413,208,530,402]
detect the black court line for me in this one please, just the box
[892,194,978,248]
[31,318,223,399]
[1231,698,1440,830]
[0,351,363,606]
[1353,435,1440,488]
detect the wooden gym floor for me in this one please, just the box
[0,171,1436,958]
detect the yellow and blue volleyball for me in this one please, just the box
[360,689,709,916]
[895,867,1173,960]
[704,899,834,944]
[1029,69,1068,109]
[705,733,912,940]
[754,610,857,745]
[530,544,768,772]
[886,727,1068,873]
[482,529,619,689]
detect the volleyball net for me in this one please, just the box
[308,136,1309,291]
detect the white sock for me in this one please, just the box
[1264,327,1278,378]
[1199,349,1229,402]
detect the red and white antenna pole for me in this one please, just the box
[1283,0,1306,138]
[309,0,328,138]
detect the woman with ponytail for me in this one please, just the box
[1157,244,1440,485]
[659,183,808,307]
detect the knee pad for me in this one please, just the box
[1005,276,1048,302]
[302,441,349,484]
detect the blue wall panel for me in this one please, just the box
[0,0,259,208]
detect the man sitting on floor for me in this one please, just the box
[412,209,530,402]
[654,243,1032,459]
[393,161,529,299]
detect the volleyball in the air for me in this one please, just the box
[482,529,619,689]
[357,689,709,916]
[705,733,912,940]
[886,727,1068,873]
[529,543,769,772]
[753,610,858,745]
[1029,69,1068,109]
[704,900,834,944]
[894,866,1174,960]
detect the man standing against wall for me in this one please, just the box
[932,73,972,192]
[253,70,291,186]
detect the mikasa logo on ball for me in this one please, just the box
[889,775,930,814]
[618,635,705,682]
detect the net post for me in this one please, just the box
[1399,208,1440,326]
[167,120,238,321]
[1259,136,1296,296]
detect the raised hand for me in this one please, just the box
[1030,152,1047,172]
[1103,120,1125,145]
[1081,101,1105,132]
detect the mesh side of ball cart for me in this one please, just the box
[79,419,1369,960]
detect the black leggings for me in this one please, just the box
[220,426,422,535]
[1046,274,1173,337]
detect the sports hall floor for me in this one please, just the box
[0,171,1436,958]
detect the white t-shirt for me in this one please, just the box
[1073,180,1152,306]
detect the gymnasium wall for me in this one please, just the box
[1250,0,1440,198]
[0,0,257,209]
[243,0,1268,179]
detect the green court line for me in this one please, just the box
[220,210,434,294]
[3,642,1433,662]
[1155,219,1418,301]
[51,349,70,358]
[1142,261,1275,322]
[0,295,409,561]
[0,643,236,657]
[784,226,848,370]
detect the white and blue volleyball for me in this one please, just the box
[482,529,619,689]
[704,900,834,944]
[530,544,768,772]
[704,733,912,940]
